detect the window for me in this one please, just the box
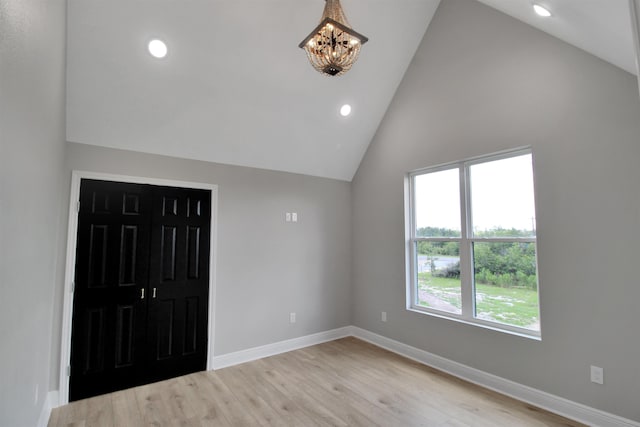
[406,149,540,337]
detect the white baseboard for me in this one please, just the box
[212,326,352,369]
[350,326,640,427]
[45,325,640,427]
[37,391,59,427]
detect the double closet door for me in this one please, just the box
[69,179,211,402]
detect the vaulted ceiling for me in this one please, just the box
[66,0,640,181]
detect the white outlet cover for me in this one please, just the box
[285,212,291,222]
[590,365,604,384]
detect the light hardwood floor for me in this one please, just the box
[49,337,584,426]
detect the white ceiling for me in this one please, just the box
[477,0,638,75]
[66,0,440,181]
[66,0,639,182]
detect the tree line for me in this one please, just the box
[417,227,537,290]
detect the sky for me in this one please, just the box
[414,154,536,234]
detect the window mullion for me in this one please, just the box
[410,240,418,307]
[410,175,417,240]
[409,176,417,308]
[413,237,461,243]
[459,164,474,321]
[471,237,536,243]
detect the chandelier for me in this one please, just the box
[299,0,369,77]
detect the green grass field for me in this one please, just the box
[417,273,539,329]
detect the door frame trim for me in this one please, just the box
[58,170,218,406]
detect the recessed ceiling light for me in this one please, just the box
[340,104,352,117]
[533,4,552,17]
[148,39,168,58]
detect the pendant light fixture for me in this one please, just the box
[299,0,369,76]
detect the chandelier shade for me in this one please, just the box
[299,0,369,76]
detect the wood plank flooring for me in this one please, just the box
[49,337,584,426]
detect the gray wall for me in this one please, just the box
[352,0,640,421]
[0,0,68,425]
[62,142,352,359]
[3,0,640,423]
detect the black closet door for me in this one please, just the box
[146,187,211,381]
[70,180,151,401]
[69,180,211,402]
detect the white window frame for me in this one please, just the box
[405,148,541,339]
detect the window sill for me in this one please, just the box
[407,306,542,341]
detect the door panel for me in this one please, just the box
[160,225,177,281]
[187,226,201,279]
[83,307,106,373]
[87,224,108,288]
[147,187,210,380]
[118,225,139,286]
[114,304,135,367]
[70,180,151,401]
[70,179,210,401]
[183,297,199,355]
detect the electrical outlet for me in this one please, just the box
[590,365,604,384]
[290,312,296,324]
[285,212,291,222]
[292,212,298,222]
[381,311,387,322]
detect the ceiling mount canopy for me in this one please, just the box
[299,0,369,76]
